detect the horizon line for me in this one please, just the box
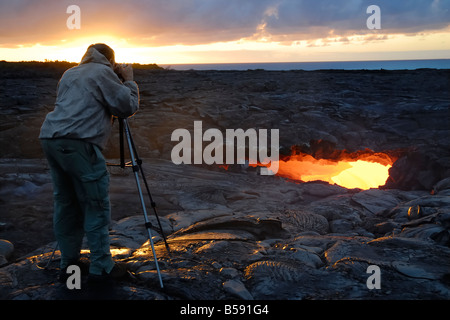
[2,57,450,65]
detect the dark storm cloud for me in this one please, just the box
[0,0,449,47]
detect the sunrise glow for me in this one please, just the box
[1,1,449,65]
[1,30,449,65]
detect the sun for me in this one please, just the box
[60,36,145,64]
[13,36,149,64]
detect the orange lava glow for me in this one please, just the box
[251,151,395,190]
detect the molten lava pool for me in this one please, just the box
[253,151,395,190]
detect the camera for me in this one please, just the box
[114,63,126,82]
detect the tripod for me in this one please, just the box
[110,117,170,289]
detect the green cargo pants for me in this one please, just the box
[40,138,115,275]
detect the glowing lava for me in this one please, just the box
[252,152,394,190]
[330,160,392,189]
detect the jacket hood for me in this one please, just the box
[79,47,113,68]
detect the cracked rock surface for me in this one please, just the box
[0,67,449,299]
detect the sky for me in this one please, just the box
[0,0,449,65]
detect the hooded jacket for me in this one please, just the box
[39,47,139,149]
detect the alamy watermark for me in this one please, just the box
[65,2,381,172]
[366,265,381,290]
[171,121,279,175]
[367,5,381,30]
[65,263,382,290]
[66,5,381,31]
[66,5,81,30]
[66,265,81,290]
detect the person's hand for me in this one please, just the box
[121,64,133,81]
[114,64,134,82]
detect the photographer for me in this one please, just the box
[39,43,139,284]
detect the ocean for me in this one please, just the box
[162,59,450,71]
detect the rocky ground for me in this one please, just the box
[0,64,449,300]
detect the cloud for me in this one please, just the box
[0,0,449,48]
[261,0,450,42]
[119,0,276,45]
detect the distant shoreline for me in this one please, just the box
[161,59,450,71]
[1,59,449,73]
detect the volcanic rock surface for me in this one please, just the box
[0,64,449,300]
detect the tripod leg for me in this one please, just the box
[127,126,170,254]
[119,118,125,168]
[122,119,164,289]
[44,242,59,269]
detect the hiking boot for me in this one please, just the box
[87,262,128,284]
[108,262,128,279]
